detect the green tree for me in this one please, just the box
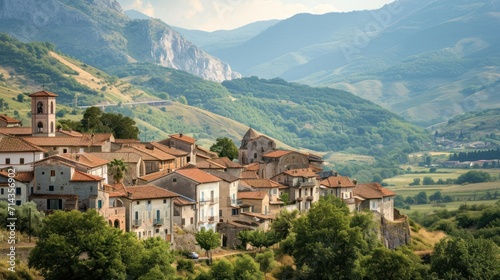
[210,137,239,160]
[28,210,128,280]
[270,208,298,241]
[234,255,264,280]
[100,112,139,139]
[255,250,276,279]
[415,191,428,204]
[80,106,105,132]
[210,259,234,280]
[108,158,127,183]
[431,236,500,280]
[456,171,492,184]
[247,230,277,251]
[16,93,25,102]
[291,196,366,279]
[422,176,435,185]
[195,227,221,264]
[429,191,443,202]
[361,248,418,280]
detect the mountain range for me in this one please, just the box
[173,0,500,126]
[0,0,239,82]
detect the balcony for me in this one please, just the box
[153,218,164,226]
[132,219,142,227]
[231,199,243,206]
[299,181,316,188]
[306,196,314,201]
[200,197,219,205]
[296,197,303,202]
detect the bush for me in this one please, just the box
[177,259,195,274]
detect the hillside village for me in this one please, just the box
[0,90,406,248]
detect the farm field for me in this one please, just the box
[398,199,499,216]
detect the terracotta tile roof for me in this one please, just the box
[22,135,109,147]
[28,90,58,97]
[150,142,188,156]
[123,185,179,200]
[138,169,170,182]
[30,194,77,200]
[116,146,175,161]
[240,171,259,179]
[0,127,32,136]
[57,153,109,168]
[71,170,103,182]
[320,175,356,188]
[173,196,196,206]
[263,150,292,158]
[283,168,317,178]
[196,159,225,169]
[170,133,196,144]
[0,135,46,152]
[210,157,242,168]
[109,183,127,197]
[238,191,268,200]
[0,170,34,182]
[0,115,21,124]
[91,152,142,163]
[206,170,239,183]
[175,168,221,184]
[243,179,285,189]
[56,130,84,137]
[244,163,259,171]
[114,138,140,144]
[240,211,276,220]
[197,145,218,157]
[354,183,396,199]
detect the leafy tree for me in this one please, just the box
[210,137,239,160]
[255,250,277,279]
[28,210,128,280]
[210,259,234,280]
[361,248,420,280]
[237,229,252,249]
[415,191,428,205]
[409,178,421,186]
[80,106,105,132]
[108,158,127,183]
[234,255,264,280]
[372,174,383,183]
[100,112,139,139]
[456,171,492,184]
[422,176,435,185]
[195,227,221,264]
[270,208,298,241]
[291,196,366,279]
[429,191,442,202]
[16,93,25,102]
[431,236,500,280]
[0,202,44,235]
[247,230,277,251]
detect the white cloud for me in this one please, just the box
[127,0,155,17]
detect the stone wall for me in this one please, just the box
[374,209,411,249]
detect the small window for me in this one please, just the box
[63,149,68,153]
[98,200,102,209]
[232,209,238,216]
[50,170,55,177]
[5,158,10,164]
[254,153,257,159]
[15,200,21,206]
[181,218,185,225]
[1,188,3,195]
[136,201,140,205]
[49,186,54,191]
[15,188,21,195]
[173,178,177,183]
[147,200,151,205]
[20,158,24,165]
[163,199,167,204]
[155,229,160,233]
[190,217,193,224]
[60,186,64,190]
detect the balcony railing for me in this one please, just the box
[153,218,164,226]
[200,197,219,205]
[306,196,314,201]
[231,199,243,206]
[132,219,142,227]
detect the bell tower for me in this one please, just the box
[29,90,58,137]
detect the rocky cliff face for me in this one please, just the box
[0,0,239,82]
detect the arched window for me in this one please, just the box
[254,153,257,159]
[114,219,120,228]
[37,122,43,133]
[37,102,43,114]
[50,102,54,114]
[50,121,54,133]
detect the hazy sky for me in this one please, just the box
[117,0,395,31]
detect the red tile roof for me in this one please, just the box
[0,171,34,182]
[138,169,170,182]
[170,133,196,144]
[196,159,225,169]
[240,171,259,179]
[123,185,179,200]
[0,127,32,136]
[243,179,286,189]
[91,152,142,163]
[354,183,396,199]
[0,115,21,124]
[0,135,46,152]
[116,145,175,161]
[283,168,317,178]
[263,150,292,158]
[28,90,58,97]
[320,175,356,188]
[244,163,259,171]
[71,170,103,182]
[150,142,188,156]
[56,130,84,137]
[57,153,109,168]
[238,191,268,200]
[173,196,196,206]
[175,168,221,184]
[210,157,242,168]
[109,183,127,197]
[22,135,108,147]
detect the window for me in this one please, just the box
[50,102,54,114]
[1,188,4,195]
[254,153,257,159]
[155,229,159,233]
[50,121,54,133]
[49,186,54,191]
[20,158,24,165]
[136,201,140,205]
[98,200,102,209]
[148,200,151,205]
[16,200,21,206]
[37,122,43,133]
[63,149,67,153]
[15,188,21,195]
[181,218,185,225]
[232,209,238,216]
[173,178,177,183]
[50,170,55,177]
[190,217,193,224]
[47,199,62,210]
[60,186,64,190]
[163,199,167,204]
[5,158,10,164]
[37,102,43,114]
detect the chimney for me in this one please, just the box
[179,133,183,138]
[334,172,338,177]
[127,192,132,198]
[75,154,80,161]
[353,179,357,185]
